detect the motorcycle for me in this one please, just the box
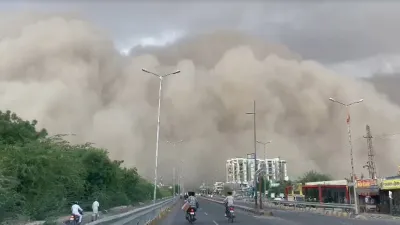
[226,206,235,223]
[67,210,83,225]
[186,207,196,223]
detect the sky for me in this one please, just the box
[1,1,400,185]
[3,1,400,77]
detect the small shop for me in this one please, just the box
[380,177,400,215]
[301,180,349,204]
[356,179,379,212]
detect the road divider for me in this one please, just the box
[200,197,274,216]
[86,197,177,225]
[206,196,354,219]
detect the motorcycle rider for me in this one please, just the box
[185,191,199,220]
[224,191,234,217]
[71,201,83,224]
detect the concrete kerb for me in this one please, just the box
[208,196,353,219]
[85,197,174,225]
[262,202,352,218]
[146,199,178,225]
[201,197,274,217]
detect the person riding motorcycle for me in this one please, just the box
[185,191,199,220]
[224,191,234,217]
[71,201,83,224]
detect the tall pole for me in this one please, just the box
[172,168,174,196]
[246,100,258,208]
[142,68,181,205]
[257,140,272,195]
[329,97,363,215]
[166,140,183,196]
[363,125,377,179]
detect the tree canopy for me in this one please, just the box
[297,170,333,184]
[0,110,170,223]
[267,170,332,196]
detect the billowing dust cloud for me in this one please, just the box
[1,13,400,188]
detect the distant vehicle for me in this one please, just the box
[273,197,283,205]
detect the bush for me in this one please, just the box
[0,110,165,222]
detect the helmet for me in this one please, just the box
[74,201,79,205]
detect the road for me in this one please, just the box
[157,198,400,225]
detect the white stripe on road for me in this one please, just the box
[204,212,208,215]
[213,220,219,225]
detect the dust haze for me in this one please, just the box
[0,13,400,188]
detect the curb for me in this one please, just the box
[263,203,351,218]
[146,200,178,225]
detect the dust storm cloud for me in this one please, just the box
[0,13,400,187]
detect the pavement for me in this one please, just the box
[156,198,400,225]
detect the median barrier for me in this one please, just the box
[200,197,274,216]
[86,197,176,225]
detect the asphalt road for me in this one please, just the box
[157,198,400,225]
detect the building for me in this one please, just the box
[226,158,248,185]
[225,157,289,185]
[213,182,224,194]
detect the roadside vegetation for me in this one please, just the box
[0,110,172,223]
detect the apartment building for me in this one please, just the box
[213,182,224,194]
[226,157,288,185]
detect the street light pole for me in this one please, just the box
[142,68,181,205]
[166,140,183,197]
[246,100,258,208]
[173,168,175,196]
[329,97,363,215]
[256,140,272,196]
[256,140,272,172]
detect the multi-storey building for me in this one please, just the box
[213,182,224,194]
[226,157,289,185]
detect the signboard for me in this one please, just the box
[356,179,377,188]
[381,179,400,190]
[305,180,347,186]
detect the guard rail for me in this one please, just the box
[269,200,355,210]
[205,196,355,212]
[86,196,177,225]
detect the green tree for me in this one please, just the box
[297,170,332,184]
[0,110,166,223]
[268,180,292,196]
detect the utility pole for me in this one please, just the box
[173,167,176,196]
[363,125,377,179]
[257,140,272,199]
[141,68,181,205]
[246,100,258,208]
[329,97,363,215]
[166,140,183,196]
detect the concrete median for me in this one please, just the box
[200,197,274,217]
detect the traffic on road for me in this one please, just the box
[156,198,400,225]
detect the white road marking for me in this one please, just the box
[213,220,219,225]
[204,212,208,215]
